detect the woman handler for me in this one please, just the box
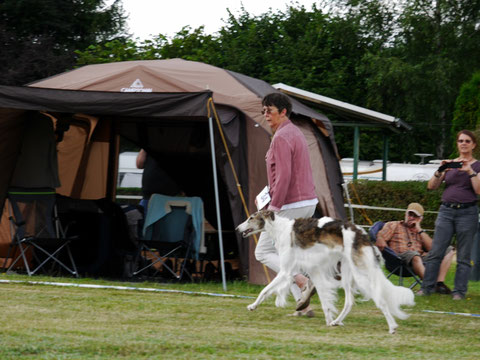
[419,130,480,300]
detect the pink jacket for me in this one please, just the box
[266,119,317,211]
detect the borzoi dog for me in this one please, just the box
[236,210,415,334]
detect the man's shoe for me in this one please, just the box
[296,279,317,311]
[435,282,452,295]
[452,293,465,300]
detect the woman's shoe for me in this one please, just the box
[288,308,315,317]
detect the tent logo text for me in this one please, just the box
[121,79,152,92]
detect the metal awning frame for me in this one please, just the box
[273,83,411,181]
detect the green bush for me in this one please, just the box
[116,187,142,196]
[115,187,142,206]
[344,180,445,230]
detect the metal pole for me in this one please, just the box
[382,134,389,181]
[208,117,227,291]
[353,126,360,180]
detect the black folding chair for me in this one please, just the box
[2,188,78,277]
[381,246,422,289]
[369,221,422,289]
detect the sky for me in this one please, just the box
[116,0,319,40]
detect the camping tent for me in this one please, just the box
[0,58,345,284]
[0,86,214,278]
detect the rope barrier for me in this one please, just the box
[422,309,480,318]
[342,167,383,176]
[0,279,256,299]
[345,203,439,214]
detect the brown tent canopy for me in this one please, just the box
[0,59,345,284]
[0,85,212,206]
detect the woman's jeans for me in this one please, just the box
[422,204,478,296]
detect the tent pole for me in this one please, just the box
[208,117,227,291]
[382,133,389,181]
[353,126,360,180]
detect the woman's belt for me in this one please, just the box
[441,201,478,209]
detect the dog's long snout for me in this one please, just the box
[236,219,253,238]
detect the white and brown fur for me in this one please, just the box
[236,210,415,334]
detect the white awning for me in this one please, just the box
[273,83,410,131]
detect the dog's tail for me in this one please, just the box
[366,249,415,319]
[382,277,415,319]
[343,228,415,320]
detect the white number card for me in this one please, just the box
[256,186,271,210]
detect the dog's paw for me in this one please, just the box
[389,326,398,334]
[329,320,344,327]
[275,296,287,308]
[247,304,257,311]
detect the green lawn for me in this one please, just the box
[0,271,479,359]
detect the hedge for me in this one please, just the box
[344,180,446,230]
[118,182,469,231]
[116,187,142,196]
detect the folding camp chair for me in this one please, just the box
[369,221,422,289]
[2,188,78,277]
[133,195,196,281]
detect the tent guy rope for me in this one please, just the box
[207,98,272,283]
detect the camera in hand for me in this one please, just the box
[446,161,463,168]
[438,161,463,172]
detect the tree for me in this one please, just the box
[353,0,480,160]
[0,0,127,85]
[74,4,388,160]
[72,1,480,163]
[452,71,480,158]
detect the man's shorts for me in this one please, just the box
[399,245,454,265]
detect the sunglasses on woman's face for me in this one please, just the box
[261,107,279,115]
[457,139,472,144]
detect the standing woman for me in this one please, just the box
[419,130,480,299]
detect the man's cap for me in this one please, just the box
[407,202,424,216]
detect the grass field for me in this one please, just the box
[0,271,479,359]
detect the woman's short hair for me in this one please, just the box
[262,93,292,117]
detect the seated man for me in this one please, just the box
[375,202,455,294]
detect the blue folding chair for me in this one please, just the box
[369,221,422,289]
[133,194,202,281]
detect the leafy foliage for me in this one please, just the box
[0,0,127,85]
[345,0,480,160]
[4,0,480,163]
[452,71,480,158]
[73,1,480,163]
